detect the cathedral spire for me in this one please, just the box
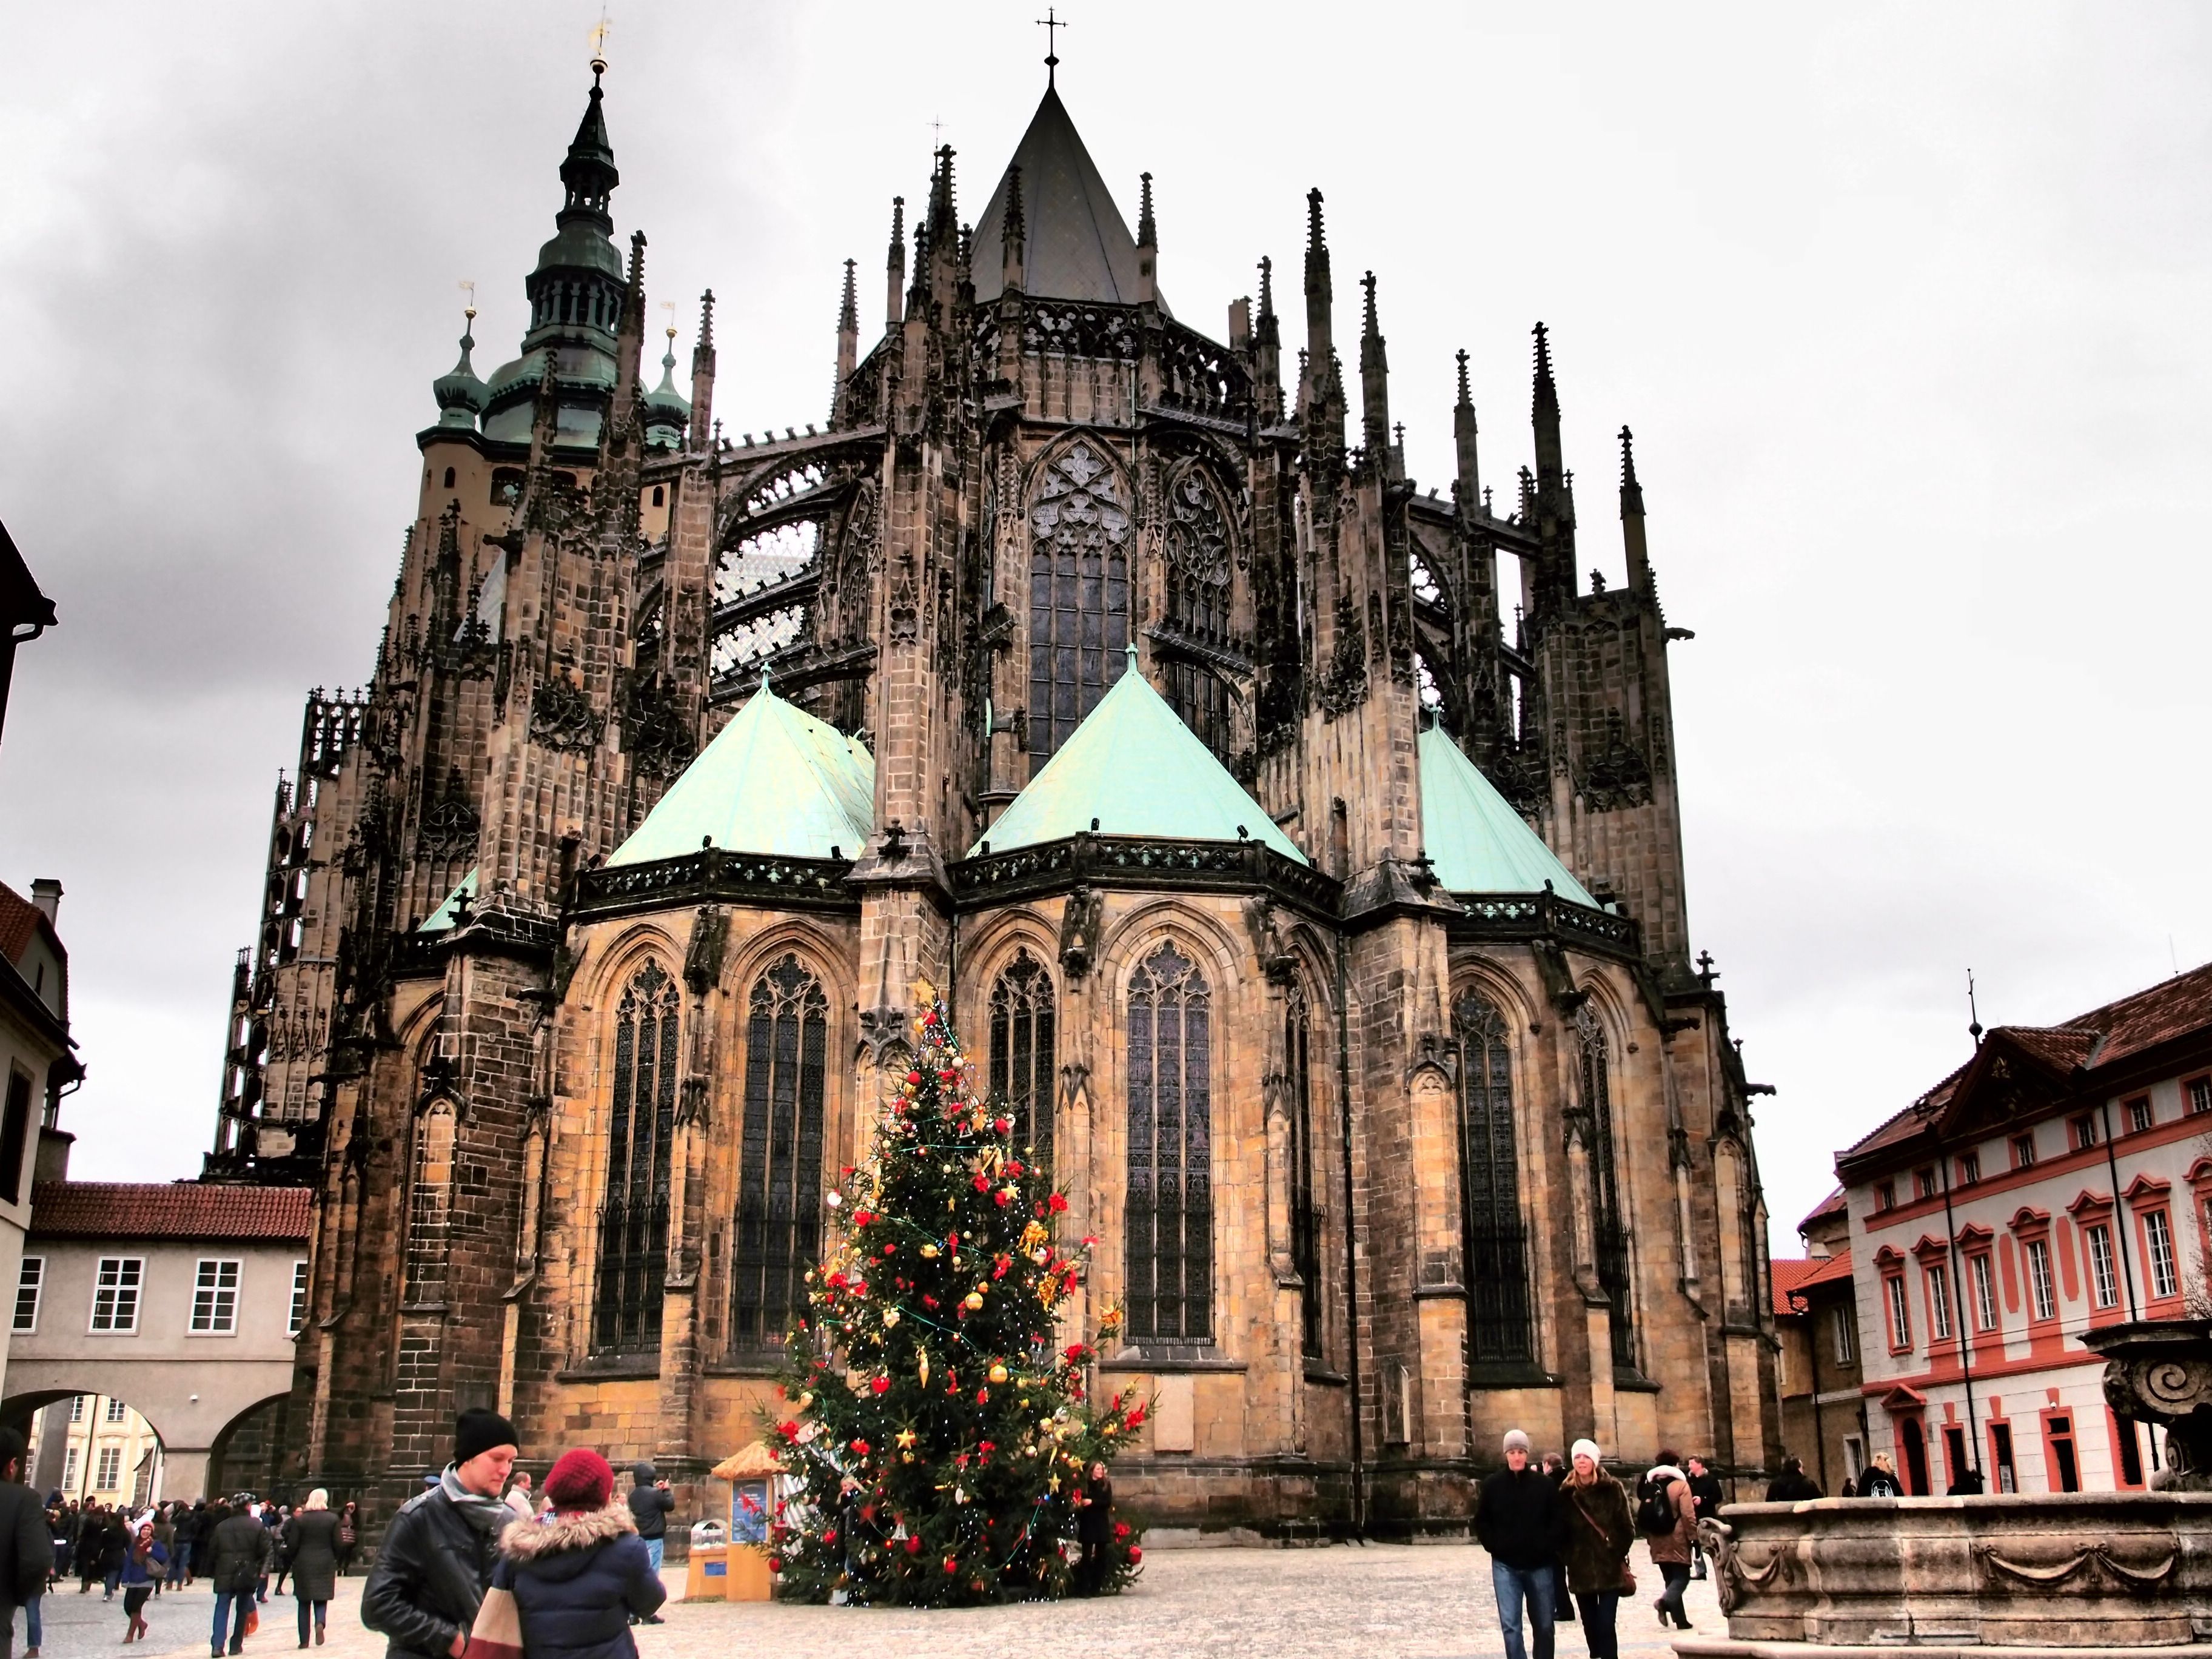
[1000,166,1026,292]
[1301,189,1337,436]
[1619,424,1651,592]
[1531,321,1562,483]
[558,62,620,236]
[834,258,859,420]
[689,289,717,449]
[1254,256,1282,421]
[1359,270,1390,463]
[1453,349,1480,519]
[1135,172,1157,306]
[885,196,906,331]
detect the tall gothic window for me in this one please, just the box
[1027,442,1130,763]
[1286,987,1322,1357]
[1577,1004,1635,1369]
[989,953,1056,1171]
[1456,993,1531,1362]
[404,1098,457,1306]
[1161,465,1238,761]
[591,961,680,1355]
[1127,942,1212,1342]
[731,956,829,1349]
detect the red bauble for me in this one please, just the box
[905,1070,922,1086]
[870,1376,890,1395]
[1128,1546,1143,1563]
[905,1535,922,1554]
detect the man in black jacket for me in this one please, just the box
[0,1430,53,1659]
[361,1410,521,1659]
[1684,1456,1724,1580]
[208,1498,270,1657]
[1475,1429,1566,1659]
[625,1463,673,1624]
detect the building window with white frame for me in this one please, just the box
[12,1256,41,1333]
[103,1396,126,1424]
[67,1395,84,1424]
[1885,1273,1912,1350]
[90,1258,142,1333]
[2188,1076,2211,1116]
[95,1444,121,1491]
[288,1259,309,1336]
[1832,1302,1855,1364]
[1971,1252,1998,1332]
[2144,1208,2179,1300]
[2024,1238,2057,1321]
[1926,1262,1953,1339]
[2086,1224,2119,1309]
[2127,1096,2153,1134]
[61,1446,77,1489]
[191,1259,242,1334]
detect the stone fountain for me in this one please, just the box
[1683,1321,2212,1659]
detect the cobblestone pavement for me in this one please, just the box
[82,1547,1720,1659]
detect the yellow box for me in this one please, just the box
[724,1546,773,1602]
[683,1546,727,1602]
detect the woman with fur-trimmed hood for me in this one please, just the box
[494,1452,665,1659]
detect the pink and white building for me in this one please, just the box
[1832,963,2212,1495]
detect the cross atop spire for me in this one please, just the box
[1037,7,1067,86]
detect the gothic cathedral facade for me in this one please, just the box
[211,62,1781,1533]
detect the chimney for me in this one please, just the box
[29,879,60,927]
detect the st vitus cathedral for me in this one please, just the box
[210,52,1782,1533]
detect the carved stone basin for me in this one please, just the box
[1696,1495,2212,1649]
[2079,1319,2212,1491]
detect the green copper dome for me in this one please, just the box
[643,334,689,451]
[1416,723,1596,903]
[974,648,1304,862]
[431,319,490,431]
[609,680,872,866]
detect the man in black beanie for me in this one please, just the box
[361,1410,523,1659]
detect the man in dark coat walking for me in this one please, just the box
[1476,1430,1566,1659]
[209,1498,271,1657]
[0,1430,53,1659]
[1684,1456,1724,1580]
[361,1410,522,1659]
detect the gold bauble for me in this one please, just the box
[988,1362,1010,1384]
[964,1290,985,1310]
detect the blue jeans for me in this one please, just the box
[1492,1561,1555,1659]
[22,1595,42,1651]
[212,1590,252,1654]
[644,1537,663,1574]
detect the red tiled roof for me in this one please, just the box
[1771,1250,1855,1317]
[0,883,44,972]
[1799,1187,1847,1230]
[29,1182,311,1244]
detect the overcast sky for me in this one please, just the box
[2,4,2208,1252]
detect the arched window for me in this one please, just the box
[1576,1004,1635,1368]
[1161,464,1237,761]
[1456,993,1531,1362]
[1286,985,1322,1357]
[731,956,828,1349]
[1027,441,1130,763]
[1127,942,1212,1342]
[989,953,1056,1170]
[591,960,679,1355]
[404,1098,457,1307]
[442,466,457,489]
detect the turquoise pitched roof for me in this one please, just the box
[1418,725,1597,904]
[609,682,874,866]
[974,652,1305,863]
[420,867,480,933]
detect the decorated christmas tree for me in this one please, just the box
[764,984,1145,1606]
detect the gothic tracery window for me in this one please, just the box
[731,956,828,1349]
[1161,464,1238,760]
[404,1097,457,1307]
[1287,986,1322,1357]
[1456,993,1531,1362]
[988,953,1056,1171]
[1127,942,1212,1343]
[591,960,680,1355]
[1576,1004,1636,1369]
[1027,441,1130,763]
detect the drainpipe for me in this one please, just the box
[1798,1285,1828,1493]
[1334,932,1366,1535]
[1936,1158,1983,1479]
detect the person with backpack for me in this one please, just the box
[1637,1450,1697,1631]
[1475,1430,1566,1659]
[1559,1439,1635,1659]
[209,1497,272,1657]
[1855,1452,1903,1498]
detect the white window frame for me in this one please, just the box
[2025,1239,2057,1321]
[1832,1301,1855,1364]
[102,1396,127,1425]
[67,1395,84,1424]
[89,1258,143,1334]
[288,1259,309,1338]
[2127,1097,2153,1134]
[1971,1252,1998,1332]
[12,1255,41,1333]
[1926,1262,1952,1339]
[2086,1224,2119,1309]
[1842,1433,1866,1480]
[1886,1274,1912,1349]
[2188,1076,2210,1116]
[2145,1208,2179,1300]
[60,1446,77,1489]
[190,1258,242,1335]
[94,1444,121,1492]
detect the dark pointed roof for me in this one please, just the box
[970,87,1167,316]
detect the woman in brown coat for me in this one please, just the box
[1559,1438,1635,1659]
[1641,1451,1699,1631]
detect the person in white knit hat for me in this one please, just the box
[1558,1439,1634,1659]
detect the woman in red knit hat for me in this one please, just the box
[492,1452,666,1659]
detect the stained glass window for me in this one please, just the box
[731,956,828,1348]
[989,953,1056,1171]
[592,960,680,1355]
[1027,442,1130,763]
[1457,994,1530,1361]
[1127,943,1212,1342]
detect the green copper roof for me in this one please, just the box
[419,867,480,933]
[609,680,873,866]
[974,651,1304,862]
[1417,724,1597,904]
